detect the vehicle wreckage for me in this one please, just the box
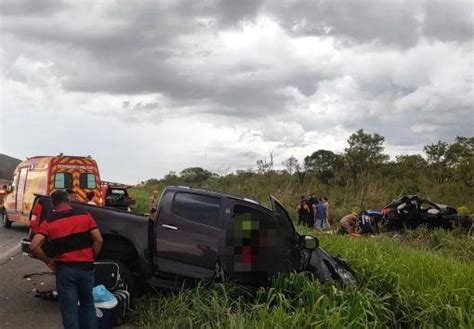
[22,187,355,300]
[381,195,472,231]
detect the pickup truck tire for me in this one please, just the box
[2,210,12,228]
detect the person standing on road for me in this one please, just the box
[30,190,103,329]
[149,190,159,217]
[313,198,328,232]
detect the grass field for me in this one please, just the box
[129,188,473,328]
[131,229,474,328]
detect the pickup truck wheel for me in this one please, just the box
[2,210,12,228]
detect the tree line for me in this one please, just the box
[140,130,474,218]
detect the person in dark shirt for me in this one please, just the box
[307,193,317,219]
[296,196,311,227]
[30,190,103,329]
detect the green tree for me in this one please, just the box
[164,171,178,181]
[344,129,388,202]
[304,150,342,185]
[394,155,428,194]
[424,141,450,183]
[395,155,428,179]
[179,167,213,184]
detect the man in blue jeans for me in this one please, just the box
[313,198,328,232]
[30,190,103,329]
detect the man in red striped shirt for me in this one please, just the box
[31,190,103,329]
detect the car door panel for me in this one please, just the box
[155,191,224,276]
[270,195,301,274]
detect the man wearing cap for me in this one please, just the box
[30,190,103,329]
[339,212,361,235]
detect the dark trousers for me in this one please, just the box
[56,264,97,329]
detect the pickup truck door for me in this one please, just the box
[154,191,224,279]
[269,195,301,273]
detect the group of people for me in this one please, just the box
[296,193,377,236]
[296,193,330,231]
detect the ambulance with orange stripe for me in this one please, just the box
[1,154,101,228]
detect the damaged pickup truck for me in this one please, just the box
[22,186,355,296]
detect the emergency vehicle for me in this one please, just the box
[1,154,101,228]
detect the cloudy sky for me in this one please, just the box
[0,0,472,183]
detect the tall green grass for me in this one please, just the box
[133,230,473,328]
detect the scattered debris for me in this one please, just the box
[33,289,58,301]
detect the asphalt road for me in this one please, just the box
[0,253,62,329]
[0,224,28,265]
[0,226,137,328]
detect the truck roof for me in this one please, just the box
[165,186,272,212]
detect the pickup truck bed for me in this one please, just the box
[23,196,152,277]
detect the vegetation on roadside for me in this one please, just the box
[133,227,473,329]
[128,130,473,328]
[130,131,474,220]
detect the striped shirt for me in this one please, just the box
[36,208,97,265]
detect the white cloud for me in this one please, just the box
[1,0,473,182]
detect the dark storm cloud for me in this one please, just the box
[267,0,473,46]
[0,0,68,16]
[1,0,472,153]
[266,1,422,47]
[423,1,473,42]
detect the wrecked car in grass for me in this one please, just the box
[22,186,355,299]
[382,195,472,231]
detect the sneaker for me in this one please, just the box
[93,285,118,309]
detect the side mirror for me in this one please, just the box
[6,185,13,193]
[302,235,319,250]
[129,198,136,205]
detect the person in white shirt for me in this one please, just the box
[86,191,98,206]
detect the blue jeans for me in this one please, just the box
[56,264,97,329]
[314,218,325,229]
